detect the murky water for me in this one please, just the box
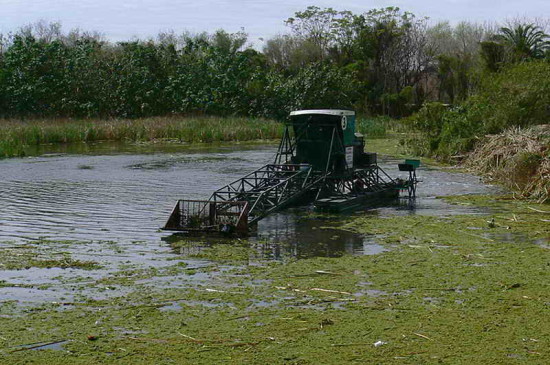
[0,142,500,246]
[0,142,502,306]
[0,142,498,245]
[1,143,271,242]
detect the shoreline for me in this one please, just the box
[0,116,284,158]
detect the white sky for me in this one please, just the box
[1,0,549,47]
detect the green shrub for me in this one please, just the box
[477,61,550,132]
[356,116,389,139]
[407,61,550,160]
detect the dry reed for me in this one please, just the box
[464,125,550,203]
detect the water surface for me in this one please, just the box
[0,142,502,306]
[0,142,498,247]
[0,142,498,244]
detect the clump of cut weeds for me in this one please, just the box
[464,125,550,203]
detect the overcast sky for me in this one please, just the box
[1,0,549,47]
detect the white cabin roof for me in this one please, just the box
[289,109,355,117]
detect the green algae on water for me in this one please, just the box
[1,194,549,364]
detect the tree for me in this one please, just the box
[351,7,431,115]
[284,6,354,63]
[426,21,490,103]
[480,41,506,72]
[285,6,337,60]
[496,23,550,60]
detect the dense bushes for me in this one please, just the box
[406,61,550,160]
[0,8,547,126]
[473,62,550,132]
[0,7,446,120]
[0,31,359,119]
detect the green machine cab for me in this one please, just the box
[277,109,376,173]
[286,109,356,172]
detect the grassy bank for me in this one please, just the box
[0,194,548,364]
[0,115,396,159]
[356,116,392,139]
[404,61,550,202]
[0,116,283,158]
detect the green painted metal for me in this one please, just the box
[405,159,421,168]
[288,110,356,172]
[342,114,356,146]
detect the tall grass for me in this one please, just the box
[355,116,407,138]
[0,116,283,158]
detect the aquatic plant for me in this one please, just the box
[0,116,283,158]
[0,194,548,363]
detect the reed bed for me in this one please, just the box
[464,125,550,203]
[356,117,388,138]
[0,116,283,158]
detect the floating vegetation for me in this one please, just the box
[0,195,549,363]
[0,246,102,270]
[77,164,94,170]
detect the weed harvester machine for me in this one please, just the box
[163,110,419,236]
